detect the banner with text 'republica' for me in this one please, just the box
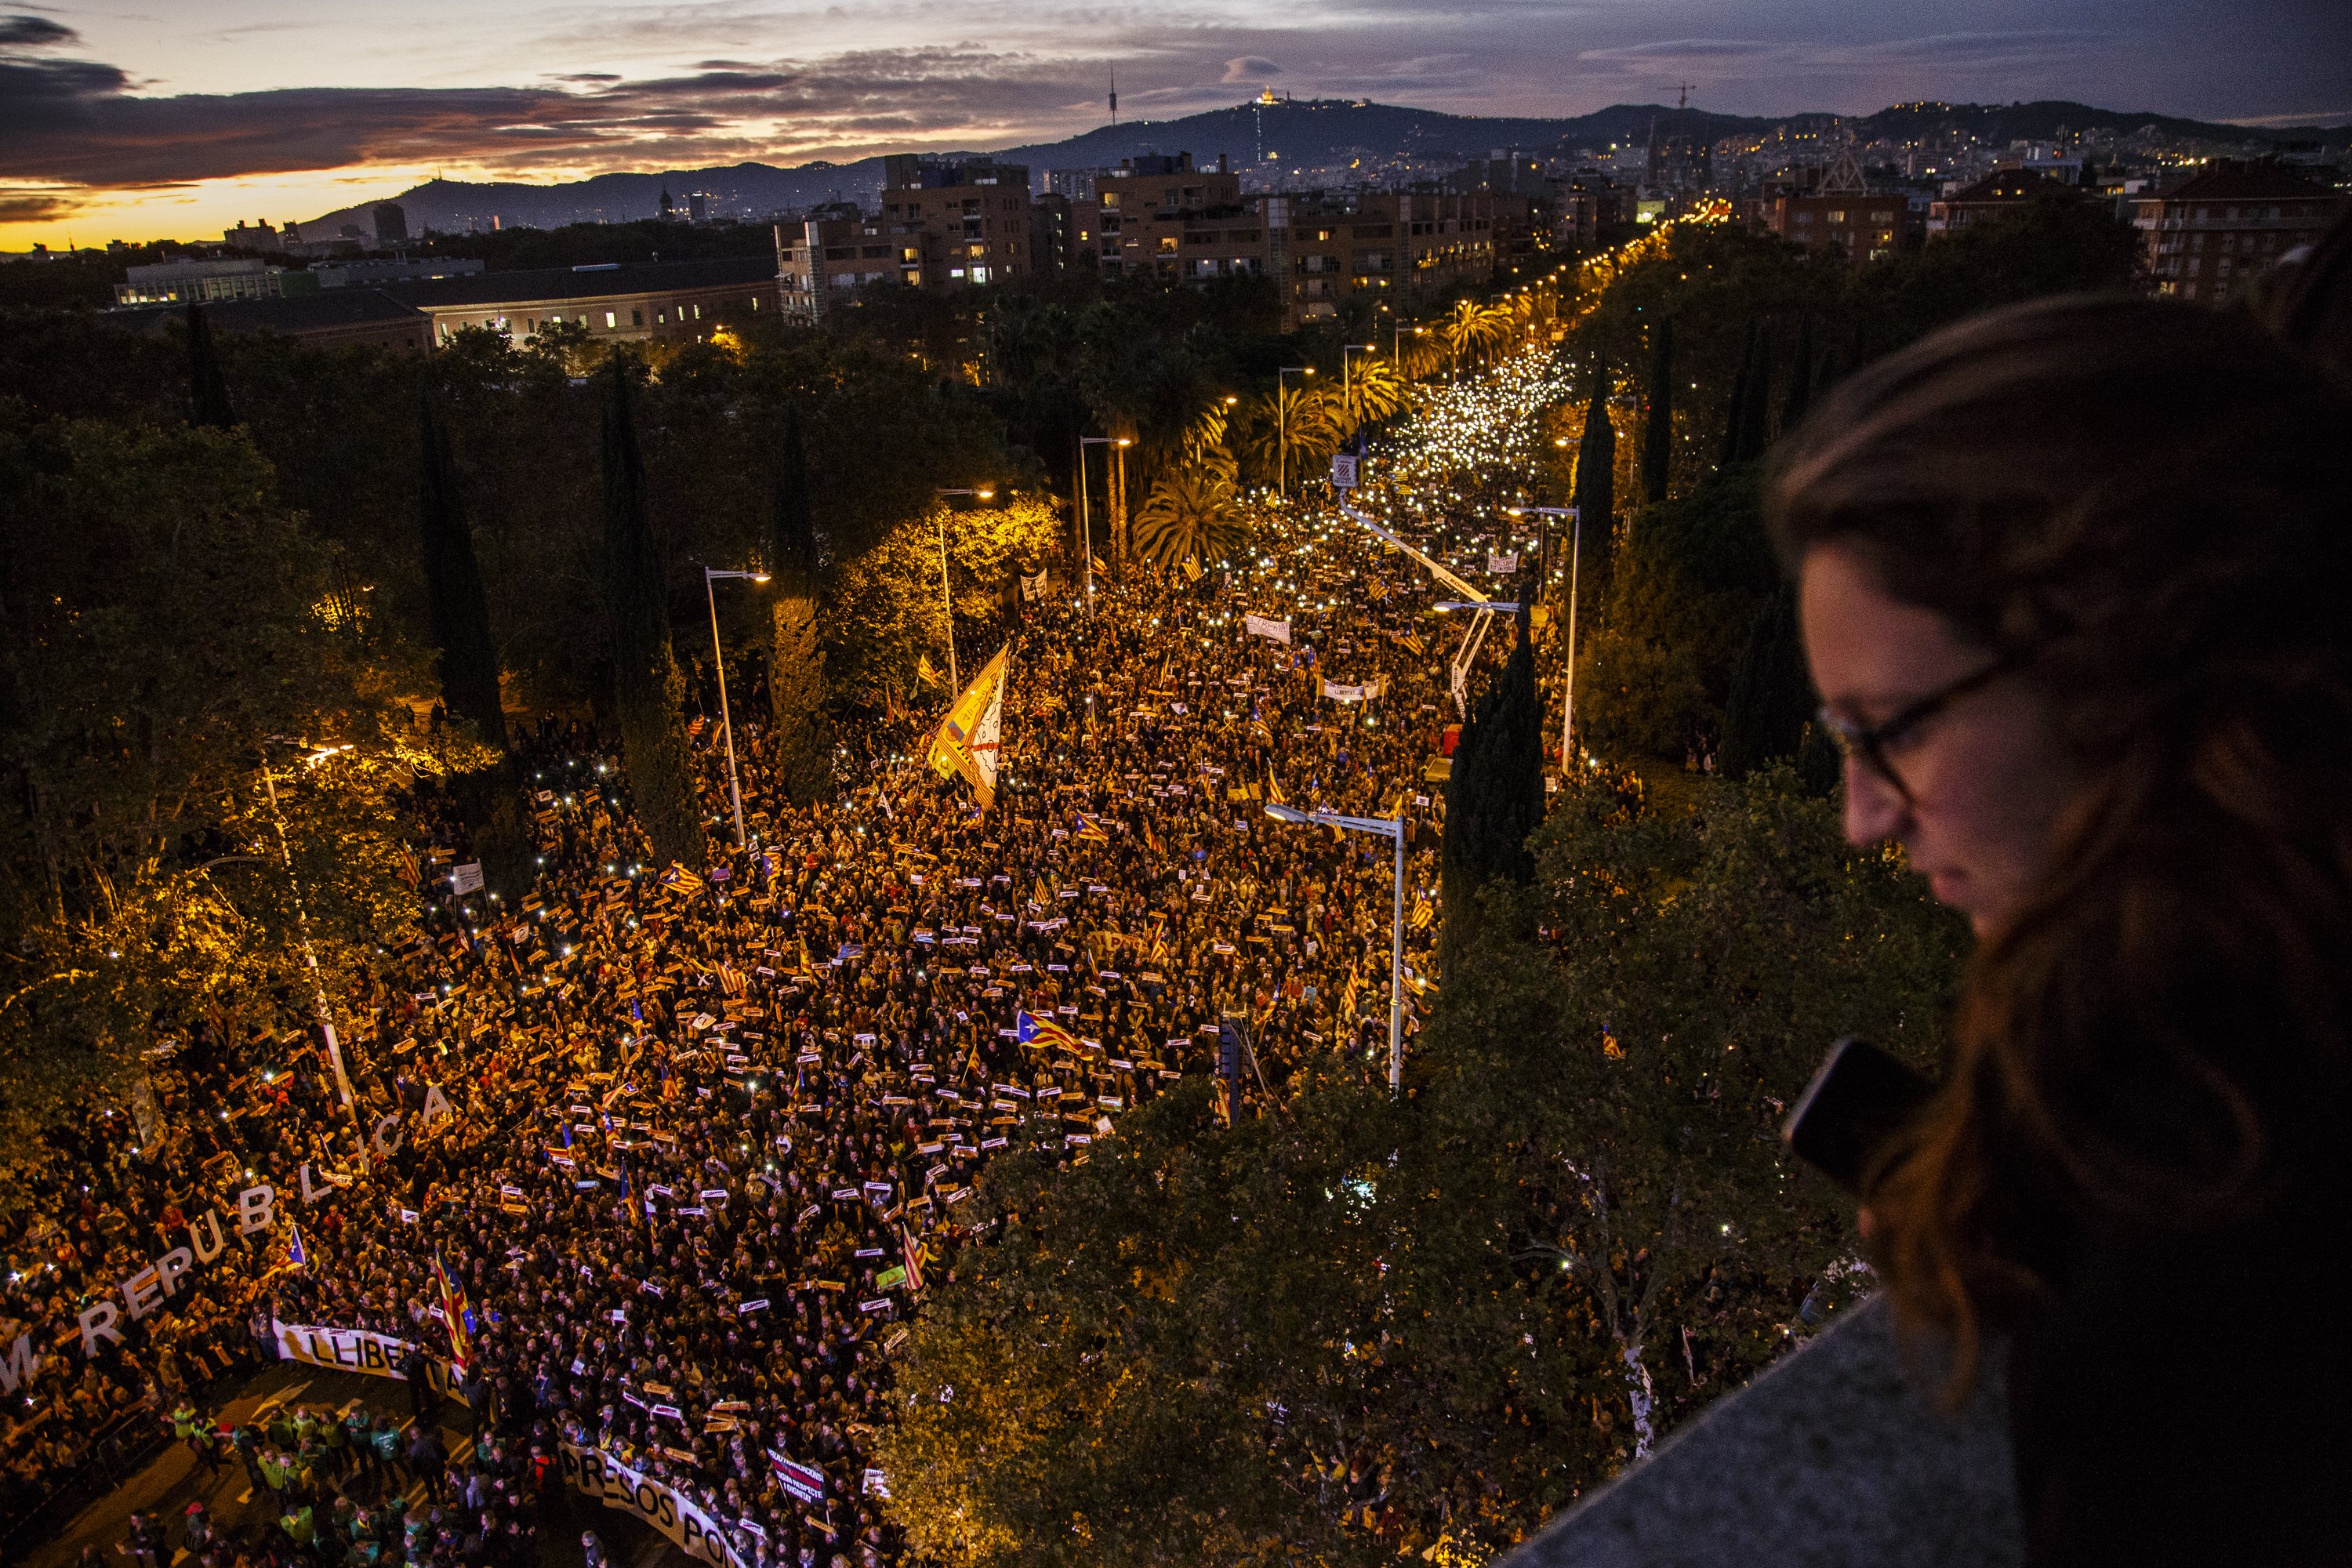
[560,1443,749,1568]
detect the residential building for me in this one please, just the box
[223,220,290,253]
[878,155,1037,288]
[1646,108,1715,195]
[1764,149,1910,264]
[115,256,285,306]
[2135,160,2348,304]
[1552,174,1631,249]
[379,256,779,347]
[1274,188,1522,322]
[372,203,409,245]
[1085,154,1254,284]
[777,203,906,317]
[1926,166,2069,238]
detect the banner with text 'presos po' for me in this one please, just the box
[270,1320,466,1400]
[559,1443,749,1568]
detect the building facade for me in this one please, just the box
[877,156,1038,289]
[115,257,285,305]
[1926,166,2069,238]
[1763,150,1909,265]
[2135,161,2348,304]
[381,256,779,347]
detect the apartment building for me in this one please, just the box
[2135,160,2347,304]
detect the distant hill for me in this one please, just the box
[303,95,2345,239]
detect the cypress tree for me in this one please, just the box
[1717,584,1813,779]
[1736,320,1774,465]
[1640,316,1675,505]
[186,303,238,430]
[1715,321,1755,473]
[768,404,833,806]
[1780,314,1816,436]
[417,394,506,753]
[1572,354,1617,609]
[601,357,704,870]
[1440,606,1544,976]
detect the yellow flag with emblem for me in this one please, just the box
[927,648,1011,811]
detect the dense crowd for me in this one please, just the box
[2,504,1507,1566]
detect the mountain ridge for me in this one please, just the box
[301,96,2347,239]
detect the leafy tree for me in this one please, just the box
[1132,471,1250,572]
[1639,318,1674,506]
[1414,769,1963,1463]
[0,415,431,1128]
[185,303,238,430]
[1441,612,1543,973]
[1780,315,1817,435]
[599,360,704,869]
[416,394,506,751]
[1734,320,1773,466]
[766,404,833,805]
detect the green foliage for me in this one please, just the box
[880,772,1965,1562]
[186,304,238,430]
[1848,194,2145,355]
[1441,618,1544,971]
[766,404,831,805]
[1571,358,1617,609]
[1639,318,1674,505]
[1717,586,1812,780]
[0,414,426,1127]
[1132,470,1251,572]
[598,361,704,869]
[1577,471,1777,764]
[416,394,506,750]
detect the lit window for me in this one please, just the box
[604,311,616,328]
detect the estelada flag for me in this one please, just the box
[927,647,1009,811]
[432,1252,473,1366]
[286,1223,309,1270]
[1017,1010,1080,1053]
[1073,813,1109,844]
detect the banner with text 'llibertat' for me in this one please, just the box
[270,1320,466,1400]
[559,1443,750,1568]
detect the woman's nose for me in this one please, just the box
[1842,756,1910,848]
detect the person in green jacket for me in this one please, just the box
[370,1415,401,1482]
[319,1403,350,1475]
[256,1448,289,1496]
[279,1501,317,1555]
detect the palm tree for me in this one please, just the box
[1132,470,1251,572]
[1239,383,1336,492]
[1439,298,1513,378]
[1341,358,1409,427]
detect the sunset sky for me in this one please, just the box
[3,0,2345,252]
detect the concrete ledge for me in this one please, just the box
[1501,1296,2021,1568]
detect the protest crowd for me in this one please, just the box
[0,503,1506,1568]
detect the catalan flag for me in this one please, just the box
[1073,813,1110,844]
[1017,1010,1080,1052]
[1410,895,1435,931]
[916,655,945,689]
[659,863,704,895]
[432,1252,474,1367]
[286,1222,309,1271]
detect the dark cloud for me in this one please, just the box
[0,14,74,48]
[0,185,78,222]
[0,41,1095,189]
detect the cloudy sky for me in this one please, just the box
[3,0,2344,249]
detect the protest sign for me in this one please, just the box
[561,1443,749,1568]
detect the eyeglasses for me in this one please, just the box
[1816,655,2016,803]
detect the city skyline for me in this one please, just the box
[3,0,2346,251]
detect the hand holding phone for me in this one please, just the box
[1782,1036,1936,1196]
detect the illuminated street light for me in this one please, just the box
[1277,365,1314,495]
[935,488,995,687]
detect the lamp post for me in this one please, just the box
[934,488,995,688]
[1341,342,1376,412]
[699,564,771,849]
[1076,441,1121,613]
[1509,503,1579,774]
[1266,802,1406,1093]
[1276,365,1314,495]
[1393,321,1425,365]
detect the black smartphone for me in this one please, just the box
[1782,1036,1936,1195]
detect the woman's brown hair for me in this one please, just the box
[1764,295,2352,1385]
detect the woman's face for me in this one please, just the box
[1800,543,2082,936]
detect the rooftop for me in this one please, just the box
[377,253,776,309]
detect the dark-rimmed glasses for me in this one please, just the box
[1816,657,2016,803]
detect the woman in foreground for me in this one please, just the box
[1769,295,2352,1563]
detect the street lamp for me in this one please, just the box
[1393,321,1426,363]
[1266,802,1408,1093]
[1509,505,1579,774]
[1276,365,1314,495]
[935,488,995,688]
[699,564,771,849]
[1076,441,1123,614]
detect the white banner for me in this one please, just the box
[1243,613,1291,645]
[560,1443,749,1568]
[1321,677,1385,702]
[450,862,485,895]
[270,1320,466,1397]
[1330,455,1358,490]
[1486,551,1519,575]
[1019,569,1049,601]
